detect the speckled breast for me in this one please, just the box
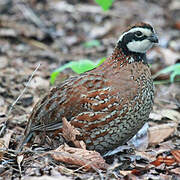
[73,63,154,153]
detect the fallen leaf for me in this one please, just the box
[149,112,163,121]
[0,139,5,160]
[119,170,131,176]
[62,117,86,149]
[171,150,180,163]
[131,168,148,176]
[174,22,180,30]
[51,145,109,171]
[150,156,176,166]
[134,151,156,162]
[159,109,180,122]
[148,123,177,145]
[150,109,180,122]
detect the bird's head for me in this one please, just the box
[118,22,158,54]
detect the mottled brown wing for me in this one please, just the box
[25,74,110,134]
[23,62,144,140]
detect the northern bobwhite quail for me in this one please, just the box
[18,22,158,154]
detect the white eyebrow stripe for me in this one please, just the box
[118,27,153,42]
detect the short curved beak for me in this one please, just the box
[148,34,158,43]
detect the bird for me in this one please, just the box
[18,22,158,154]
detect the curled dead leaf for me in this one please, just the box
[51,145,109,171]
[62,117,86,149]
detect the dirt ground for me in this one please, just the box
[0,0,180,179]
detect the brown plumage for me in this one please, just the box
[18,22,158,154]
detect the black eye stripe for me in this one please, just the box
[122,32,147,43]
[135,31,143,36]
[133,35,147,41]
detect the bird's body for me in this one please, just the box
[19,22,158,153]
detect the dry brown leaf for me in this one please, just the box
[148,123,177,145]
[175,22,180,30]
[62,117,86,149]
[150,156,176,166]
[51,145,109,171]
[131,168,148,176]
[171,150,180,163]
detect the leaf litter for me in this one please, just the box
[0,0,179,179]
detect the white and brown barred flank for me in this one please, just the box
[18,22,158,154]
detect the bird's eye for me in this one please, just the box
[135,31,143,37]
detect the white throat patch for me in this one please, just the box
[127,39,153,53]
[118,27,154,53]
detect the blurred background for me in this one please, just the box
[0,0,179,178]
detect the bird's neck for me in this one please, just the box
[110,46,147,64]
[91,46,148,74]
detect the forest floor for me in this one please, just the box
[0,0,180,179]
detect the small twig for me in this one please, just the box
[7,63,41,116]
[0,63,40,137]
[0,124,6,137]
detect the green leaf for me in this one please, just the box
[153,63,180,83]
[83,40,101,48]
[50,59,97,84]
[95,57,106,67]
[94,0,114,11]
[70,59,96,74]
[50,57,107,85]
[50,62,74,84]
